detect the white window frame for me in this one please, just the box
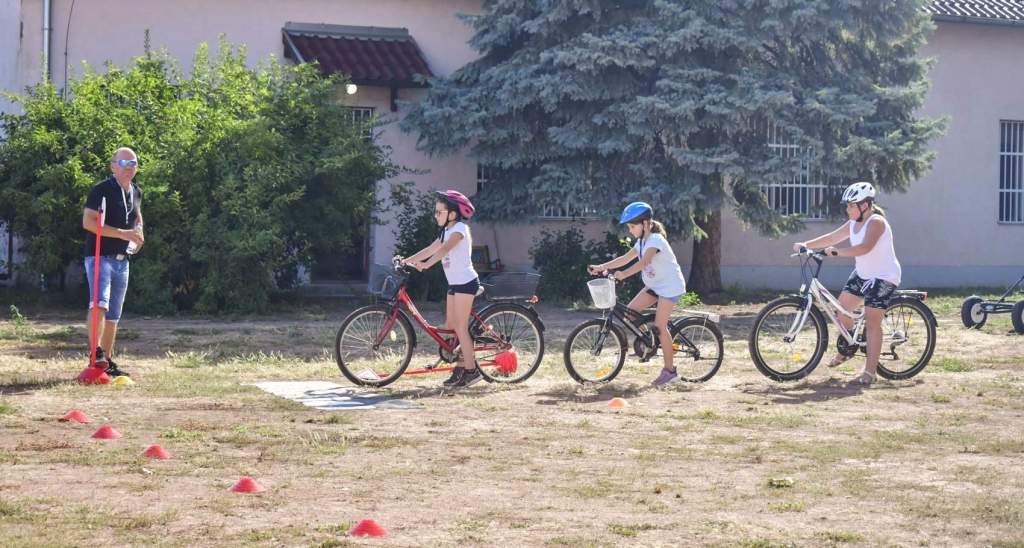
[476,163,492,194]
[539,201,599,220]
[346,107,375,140]
[760,122,831,220]
[0,221,11,280]
[1000,120,1024,224]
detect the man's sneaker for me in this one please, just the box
[652,368,680,387]
[91,347,109,369]
[442,367,465,387]
[452,367,483,388]
[104,357,130,378]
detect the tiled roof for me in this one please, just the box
[927,1,1024,23]
[282,23,433,87]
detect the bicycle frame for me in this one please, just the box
[787,252,864,347]
[373,273,511,376]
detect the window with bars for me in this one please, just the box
[476,163,492,193]
[539,201,598,220]
[1000,120,1024,224]
[346,107,375,140]
[478,163,598,219]
[760,122,831,219]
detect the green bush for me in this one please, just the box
[0,38,395,313]
[388,182,447,302]
[529,226,642,303]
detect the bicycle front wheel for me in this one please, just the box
[876,297,937,380]
[671,317,725,382]
[473,304,545,383]
[335,305,413,387]
[563,319,628,384]
[748,296,828,381]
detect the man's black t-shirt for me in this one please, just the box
[83,177,142,257]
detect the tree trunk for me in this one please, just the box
[689,209,723,294]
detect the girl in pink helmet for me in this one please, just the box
[401,190,482,388]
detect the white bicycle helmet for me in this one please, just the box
[841,182,876,204]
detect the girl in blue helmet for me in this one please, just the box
[588,202,687,386]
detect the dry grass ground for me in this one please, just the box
[0,292,1022,547]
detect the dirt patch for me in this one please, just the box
[1,298,1022,546]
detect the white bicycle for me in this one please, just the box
[748,248,936,382]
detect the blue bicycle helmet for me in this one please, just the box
[619,201,653,224]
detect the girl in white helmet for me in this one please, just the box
[793,182,901,385]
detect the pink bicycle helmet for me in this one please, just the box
[435,190,475,220]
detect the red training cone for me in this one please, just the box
[142,444,171,459]
[350,519,388,538]
[494,350,519,374]
[91,424,122,440]
[78,367,111,385]
[59,409,92,423]
[230,476,265,493]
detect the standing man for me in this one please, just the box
[82,147,145,377]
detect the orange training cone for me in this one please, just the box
[230,476,265,493]
[142,444,171,459]
[609,397,628,410]
[60,409,92,423]
[78,367,111,385]
[91,424,122,439]
[350,519,388,538]
[494,350,519,374]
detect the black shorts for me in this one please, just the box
[842,272,898,309]
[448,278,480,296]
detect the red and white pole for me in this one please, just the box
[89,197,105,368]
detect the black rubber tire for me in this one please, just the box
[876,297,938,380]
[748,296,829,382]
[960,296,987,329]
[563,319,628,384]
[671,317,725,382]
[335,305,414,387]
[473,303,546,383]
[1012,300,1024,335]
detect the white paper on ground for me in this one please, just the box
[252,381,422,410]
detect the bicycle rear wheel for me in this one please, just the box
[748,296,828,381]
[876,297,937,380]
[671,317,724,382]
[473,304,545,383]
[335,305,413,387]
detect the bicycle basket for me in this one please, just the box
[379,274,403,300]
[480,272,541,301]
[587,278,616,309]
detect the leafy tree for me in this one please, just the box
[403,0,945,292]
[0,38,394,312]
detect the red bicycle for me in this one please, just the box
[335,258,546,387]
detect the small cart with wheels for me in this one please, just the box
[960,273,1024,334]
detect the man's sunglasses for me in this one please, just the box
[116,159,138,168]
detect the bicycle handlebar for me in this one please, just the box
[791,247,837,259]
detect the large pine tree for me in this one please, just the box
[402,0,945,292]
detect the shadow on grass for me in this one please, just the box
[738,376,922,404]
[0,377,70,395]
[532,380,689,405]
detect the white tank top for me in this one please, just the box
[848,214,901,286]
